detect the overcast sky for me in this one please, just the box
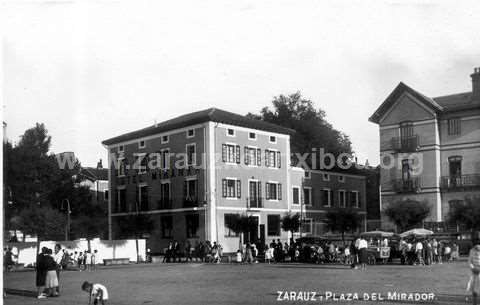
[3,0,480,167]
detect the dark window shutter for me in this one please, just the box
[222,179,227,197]
[222,144,227,162]
[257,181,261,199]
[244,147,249,165]
[236,180,241,198]
[183,180,188,198]
[236,145,241,164]
[265,150,269,167]
[266,183,270,200]
[278,183,282,200]
[257,148,261,166]
[277,152,281,168]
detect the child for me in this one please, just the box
[265,245,272,264]
[85,250,92,271]
[91,250,97,271]
[82,281,109,305]
[235,250,242,264]
[344,246,351,265]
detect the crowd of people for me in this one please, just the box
[398,238,460,266]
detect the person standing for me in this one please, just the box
[45,248,59,297]
[467,243,480,305]
[415,240,424,266]
[36,247,48,299]
[358,237,368,270]
[53,244,63,295]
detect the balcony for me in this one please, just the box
[440,174,480,191]
[392,178,421,193]
[390,135,420,152]
[157,198,173,210]
[183,197,199,208]
[247,197,263,209]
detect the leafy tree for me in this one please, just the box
[116,214,154,262]
[384,199,431,232]
[448,197,480,231]
[325,208,362,243]
[281,213,301,237]
[247,92,352,165]
[225,214,259,248]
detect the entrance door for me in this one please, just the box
[247,216,259,244]
[259,224,265,253]
[449,156,462,187]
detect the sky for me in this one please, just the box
[3,0,480,167]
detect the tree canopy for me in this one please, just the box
[247,92,353,165]
[384,199,431,232]
[448,197,480,231]
[281,213,301,234]
[325,208,362,242]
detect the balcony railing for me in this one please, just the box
[183,197,199,208]
[392,178,421,193]
[157,199,173,210]
[247,197,263,209]
[440,174,480,191]
[390,135,420,152]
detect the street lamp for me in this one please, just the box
[61,199,71,241]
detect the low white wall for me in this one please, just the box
[6,239,146,267]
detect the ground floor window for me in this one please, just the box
[267,214,281,236]
[303,187,312,205]
[301,218,313,234]
[186,214,199,238]
[161,215,173,238]
[292,187,300,205]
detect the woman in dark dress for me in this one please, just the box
[36,247,48,299]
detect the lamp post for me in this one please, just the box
[61,199,71,241]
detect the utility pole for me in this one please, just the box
[62,199,71,241]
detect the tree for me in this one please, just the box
[247,92,352,165]
[325,208,362,244]
[449,197,480,231]
[225,214,259,248]
[384,199,431,232]
[281,213,301,239]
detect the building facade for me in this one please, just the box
[369,68,480,231]
[103,108,368,252]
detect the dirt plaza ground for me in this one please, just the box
[3,260,474,305]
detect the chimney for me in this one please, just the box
[97,158,103,169]
[472,67,480,100]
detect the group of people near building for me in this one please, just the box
[36,245,63,299]
[399,238,459,266]
[161,240,224,263]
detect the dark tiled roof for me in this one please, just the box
[80,167,109,181]
[102,108,295,145]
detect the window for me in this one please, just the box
[186,214,199,238]
[269,136,277,143]
[161,135,169,144]
[338,190,346,207]
[186,144,196,166]
[448,156,462,187]
[227,128,235,137]
[338,175,345,182]
[159,182,171,209]
[266,182,282,200]
[400,121,414,138]
[139,140,145,148]
[138,185,149,211]
[104,190,109,201]
[187,129,195,138]
[350,191,359,208]
[118,145,124,152]
[267,215,281,236]
[160,149,170,169]
[292,187,300,205]
[323,173,330,181]
[134,154,148,174]
[265,150,281,168]
[244,147,261,166]
[161,215,173,238]
[249,132,256,140]
[301,218,312,234]
[321,189,331,207]
[448,118,461,135]
[117,158,127,176]
[117,189,126,212]
[224,214,240,237]
[222,178,241,198]
[303,187,312,206]
[222,144,240,164]
[402,159,413,181]
[184,179,197,201]
[304,171,311,179]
